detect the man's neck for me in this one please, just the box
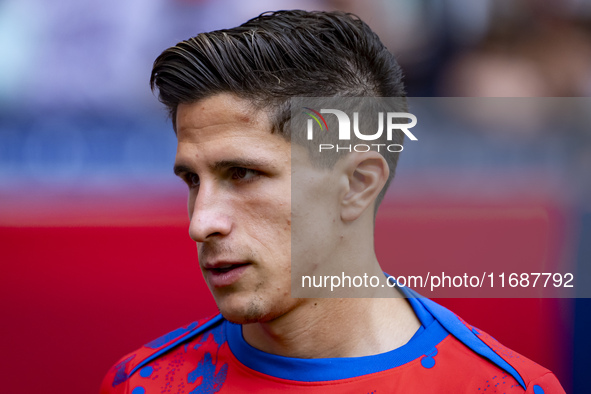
[241,290,421,359]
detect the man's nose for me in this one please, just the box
[188,186,232,242]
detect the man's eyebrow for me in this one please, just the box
[211,158,272,171]
[173,158,273,176]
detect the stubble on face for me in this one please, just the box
[198,211,292,325]
[198,242,267,323]
[242,285,266,324]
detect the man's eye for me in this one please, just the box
[231,167,258,181]
[187,173,200,188]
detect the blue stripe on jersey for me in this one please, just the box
[128,315,224,378]
[417,297,527,390]
[397,284,526,390]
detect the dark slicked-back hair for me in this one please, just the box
[150,10,407,207]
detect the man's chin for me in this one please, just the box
[215,298,268,325]
[220,312,262,325]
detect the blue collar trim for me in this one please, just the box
[226,305,448,382]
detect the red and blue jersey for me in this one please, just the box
[100,294,564,393]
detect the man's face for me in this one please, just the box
[174,93,300,324]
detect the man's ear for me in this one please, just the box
[340,152,389,222]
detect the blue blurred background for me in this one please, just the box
[1,0,590,392]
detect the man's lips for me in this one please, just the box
[203,260,250,270]
[206,262,250,273]
[203,261,251,287]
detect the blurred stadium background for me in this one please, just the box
[1,0,590,392]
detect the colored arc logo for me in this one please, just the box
[302,107,329,131]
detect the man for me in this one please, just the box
[101,10,564,393]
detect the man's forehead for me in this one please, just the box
[176,94,269,137]
[175,132,288,162]
[174,101,291,167]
